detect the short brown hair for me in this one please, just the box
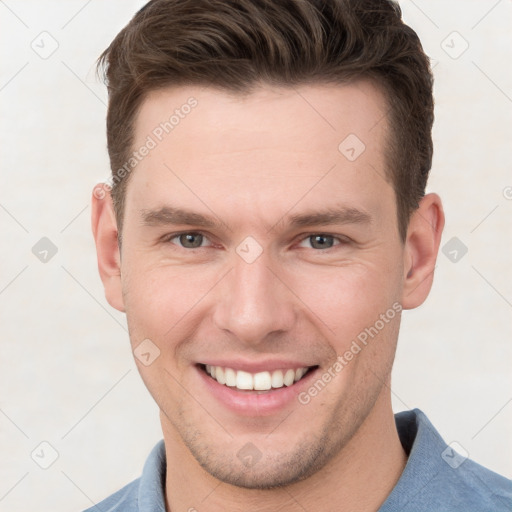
[98,0,433,241]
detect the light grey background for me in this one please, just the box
[1,1,511,511]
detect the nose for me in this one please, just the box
[212,252,296,346]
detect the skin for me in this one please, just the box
[92,81,444,511]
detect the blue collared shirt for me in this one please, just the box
[84,409,512,511]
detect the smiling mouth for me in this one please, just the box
[198,364,318,393]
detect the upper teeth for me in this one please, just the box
[205,365,309,391]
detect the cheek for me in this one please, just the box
[121,266,219,400]
[284,259,403,347]
[121,263,220,342]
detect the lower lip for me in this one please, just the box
[197,365,319,416]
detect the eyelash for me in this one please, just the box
[161,231,350,250]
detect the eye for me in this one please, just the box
[298,234,344,250]
[166,232,210,249]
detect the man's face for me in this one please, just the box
[116,82,408,487]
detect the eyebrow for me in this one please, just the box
[140,205,372,230]
[141,206,222,228]
[286,207,372,229]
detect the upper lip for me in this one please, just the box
[198,359,316,373]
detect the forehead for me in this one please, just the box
[134,80,389,158]
[126,81,393,230]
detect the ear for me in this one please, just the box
[91,184,125,312]
[401,193,445,310]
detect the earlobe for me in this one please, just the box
[401,193,445,310]
[91,184,125,312]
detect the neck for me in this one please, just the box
[163,392,406,512]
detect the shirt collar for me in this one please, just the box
[138,439,166,512]
[379,408,447,511]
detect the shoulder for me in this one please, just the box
[82,440,166,512]
[82,478,140,512]
[381,409,512,511]
[447,456,512,510]
[404,455,512,511]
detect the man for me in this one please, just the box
[88,0,512,510]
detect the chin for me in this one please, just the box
[180,422,339,490]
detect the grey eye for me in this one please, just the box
[309,234,334,249]
[178,233,204,248]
